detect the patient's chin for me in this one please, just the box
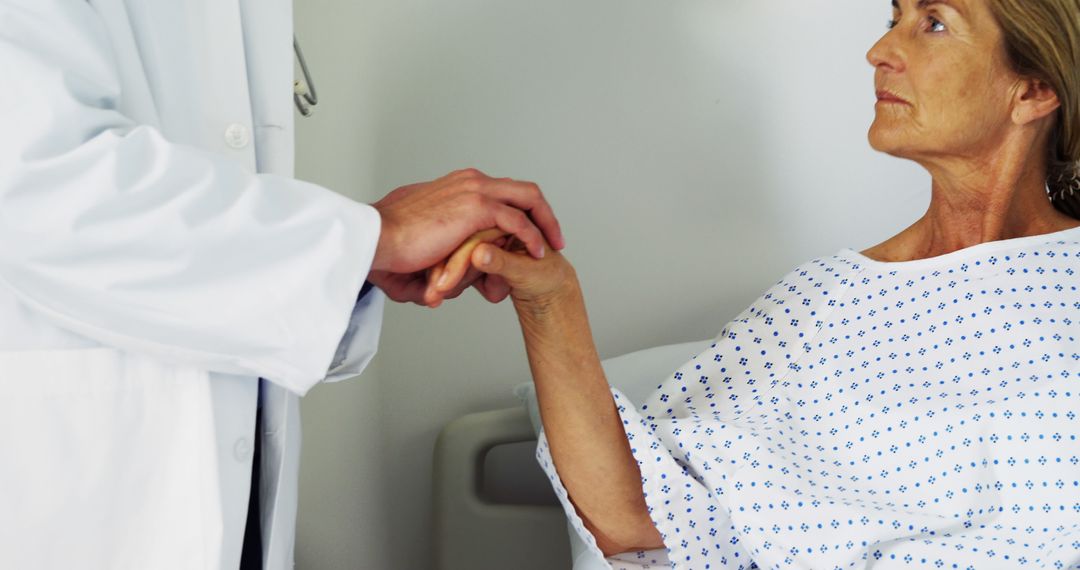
[867,127,914,159]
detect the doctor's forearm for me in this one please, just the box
[515,285,663,555]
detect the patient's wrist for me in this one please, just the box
[513,277,584,327]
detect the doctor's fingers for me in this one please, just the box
[472,178,565,251]
[485,203,550,260]
[376,272,439,306]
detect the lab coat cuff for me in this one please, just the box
[324,285,385,383]
[266,197,382,396]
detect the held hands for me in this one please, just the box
[367,168,565,307]
[434,231,578,310]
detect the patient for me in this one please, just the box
[438,0,1080,567]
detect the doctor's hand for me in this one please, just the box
[368,168,565,306]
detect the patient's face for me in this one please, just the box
[864,0,1019,165]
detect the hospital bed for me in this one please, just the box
[432,340,711,570]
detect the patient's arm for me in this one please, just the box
[467,240,665,556]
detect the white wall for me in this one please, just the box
[292,1,929,568]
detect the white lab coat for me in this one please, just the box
[0,1,384,568]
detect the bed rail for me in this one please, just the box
[432,406,571,570]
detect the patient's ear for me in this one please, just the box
[1011,77,1060,126]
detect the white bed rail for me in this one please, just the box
[432,406,571,570]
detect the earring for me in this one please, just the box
[1063,163,1080,198]
[1049,161,1080,219]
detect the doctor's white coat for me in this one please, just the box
[0,1,384,568]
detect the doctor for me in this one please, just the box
[0,1,564,569]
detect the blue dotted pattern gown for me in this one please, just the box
[538,226,1080,569]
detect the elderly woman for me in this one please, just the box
[437,0,1080,567]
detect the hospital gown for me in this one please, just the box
[538,226,1080,569]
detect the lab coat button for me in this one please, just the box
[234,437,253,462]
[224,123,250,149]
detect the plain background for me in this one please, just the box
[292,0,929,568]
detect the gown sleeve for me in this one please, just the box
[0,0,379,396]
[535,382,760,570]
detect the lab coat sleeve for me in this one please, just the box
[325,283,385,383]
[0,1,380,396]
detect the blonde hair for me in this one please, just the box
[986,0,1080,218]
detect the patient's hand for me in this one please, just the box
[427,229,576,308]
[468,235,577,309]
